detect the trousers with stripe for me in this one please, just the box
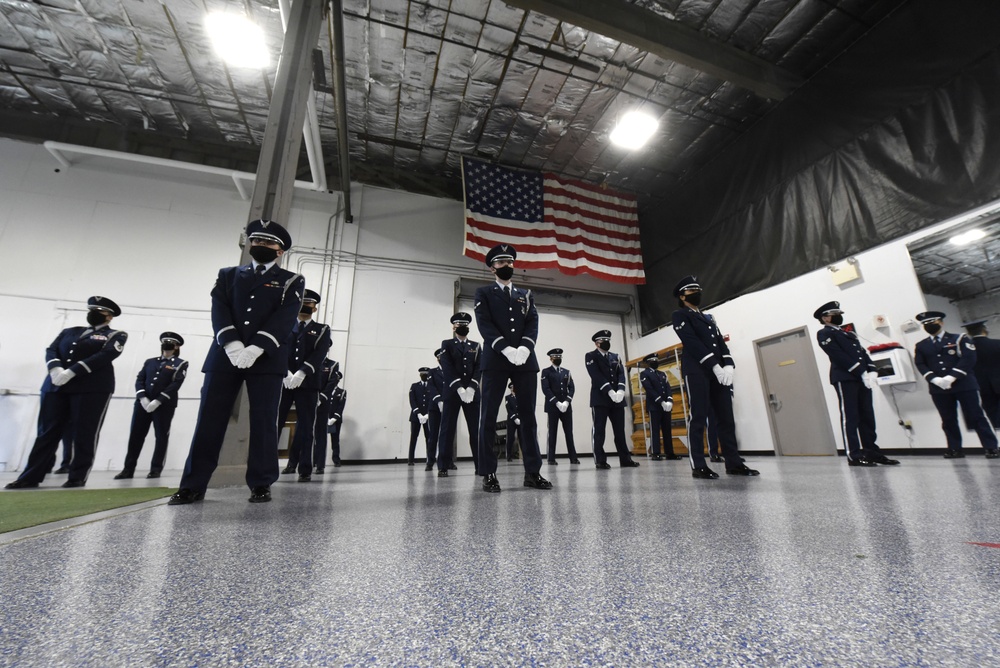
[123,401,177,473]
[931,390,998,453]
[684,373,740,469]
[547,411,577,461]
[438,398,480,472]
[647,403,675,457]
[408,422,430,463]
[277,388,319,475]
[478,369,542,475]
[17,391,111,484]
[592,404,632,465]
[833,380,880,460]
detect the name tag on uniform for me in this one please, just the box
[266,280,283,288]
[91,334,108,341]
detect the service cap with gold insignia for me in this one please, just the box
[159,331,184,347]
[592,330,612,342]
[87,296,121,317]
[484,244,516,266]
[915,311,946,324]
[450,312,472,325]
[246,218,292,249]
[813,301,843,321]
[672,275,701,298]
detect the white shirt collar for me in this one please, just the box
[251,259,276,272]
[496,279,513,290]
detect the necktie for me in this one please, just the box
[504,286,511,302]
[255,264,266,276]
[294,321,301,335]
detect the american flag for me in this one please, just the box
[461,157,645,284]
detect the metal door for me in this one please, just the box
[754,328,837,456]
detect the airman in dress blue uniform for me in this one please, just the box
[114,332,189,479]
[963,320,1000,429]
[408,367,434,464]
[586,331,639,470]
[424,349,445,470]
[504,383,522,461]
[541,348,579,465]
[814,301,899,467]
[640,353,682,461]
[474,244,551,493]
[326,370,347,468]
[277,289,332,481]
[914,311,999,458]
[437,312,482,477]
[313,358,341,473]
[169,219,305,505]
[7,296,128,489]
[671,276,759,479]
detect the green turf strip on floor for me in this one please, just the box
[0,487,173,533]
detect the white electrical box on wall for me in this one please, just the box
[872,314,890,329]
[828,259,861,286]
[870,347,915,385]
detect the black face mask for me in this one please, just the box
[161,346,176,355]
[685,292,702,307]
[830,314,844,326]
[86,311,108,326]
[924,323,942,335]
[455,325,469,336]
[419,374,429,382]
[647,361,659,369]
[551,359,561,366]
[495,266,514,281]
[299,306,314,315]
[249,245,279,264]
[598,340,611,351]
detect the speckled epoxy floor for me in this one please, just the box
[2,456,1000,666]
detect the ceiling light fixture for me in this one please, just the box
[206,13,270,69]
[949,228,987,246]
[609,111,659,150]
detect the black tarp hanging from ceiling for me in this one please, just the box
[637,0,1000,333]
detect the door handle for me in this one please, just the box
[768,393,782,412]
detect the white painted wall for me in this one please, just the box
[0,138,638,473]
[633,208,1000,454]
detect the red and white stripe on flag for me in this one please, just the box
[461,157,645,285]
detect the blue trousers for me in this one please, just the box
[546,410,577,461]
[833,380,880,460]
[479,370,541,475]
[408,421,430,463]
[932,390,999,452]
[179,372,282,491]
[684,373,740,469]
[18,391,111,484]
[647,403,675,457]
[278,387,319,475]
[123,401,177,472]
[592,404,632,466]
[438,398,480,472]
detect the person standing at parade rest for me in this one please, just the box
[168,219,304,505]
[541,348,580,465]
[504,383,522,461]
[424,349,446,470]
[813,302,899,467]
[313,358,340,474]
[408,368,433,466]
[586,331,640,470]
[914,311,999,459]
[962,320,1000,428]
[640,353,682,461]
[7,297,128,489]
[671,276,759,479]
[437,312,482,477]
[114,332,189,479]
[325,370,347,468]
[473,243,551,493]
[277,289,332,482]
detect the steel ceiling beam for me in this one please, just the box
[503,0,804,100]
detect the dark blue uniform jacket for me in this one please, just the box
[409,381,432,423]
[505,393,519,422]
[671,307,733,377]
[287,319,332,391]
[541,366,575,413]
[428,367,445,411]
[439,337,482,400]
[816,325,875,384]
[135,355,188,406]
[474,283,539,372]
[971,335,1000,394]
[585,350,626,408]
[43,325,128,394]
[915,333,979,394]
[640,367,673,405]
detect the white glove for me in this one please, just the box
[53,369,76,386]
[941,375,957,390]
[616,390,626,403]
[284,370,306,390]
[49,367,64,383]
[514,418,521,425]
[720,366,734,386]
[660,401,672,412]
[608,389,618,401]
[328,417,336,426]
[557,401,568,413]
[712,364,726,384]
[459,387,473,403]
[437,401,444,412]
[930,377,950,390]
[861,372,873,389]
[417,413,428,425]
[514,346,531,366]
[140,397,151,410]
[501,347,519,364]
[864,372,879,388]
[224,341,245,366]
[145,399,161,413]
[235,345,265,369]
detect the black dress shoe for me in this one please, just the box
[62,480,86,488]
[437,470,449,477]
[280,466,296,474]
[248,486,271,503]
[547,459,559,465]
[4,480,39,489]
[848,457,877,467]
[943,451,965,459]
[986,450,1000,459]
[726,463,760,476]
[407,461,415,466]
[53,467,69,474]
[595,462,612,470]
[691,466,719,479]
[870,455,900,465]
[448,464,457,470]
[649,455,663,461]
[297,474,311,482]
[146,471,161,479]
[482,474,501,493]
[425,464,434,471]
[665,454,683,460]
[709,455,723,463]
[570,459,580,464]
[524,473,553,489]
[333,462,342,467]
[506,457,513,462]
[113,470,134,480]
[622,460,640,468]
[168,488,205,505]
[314,467,325,474]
